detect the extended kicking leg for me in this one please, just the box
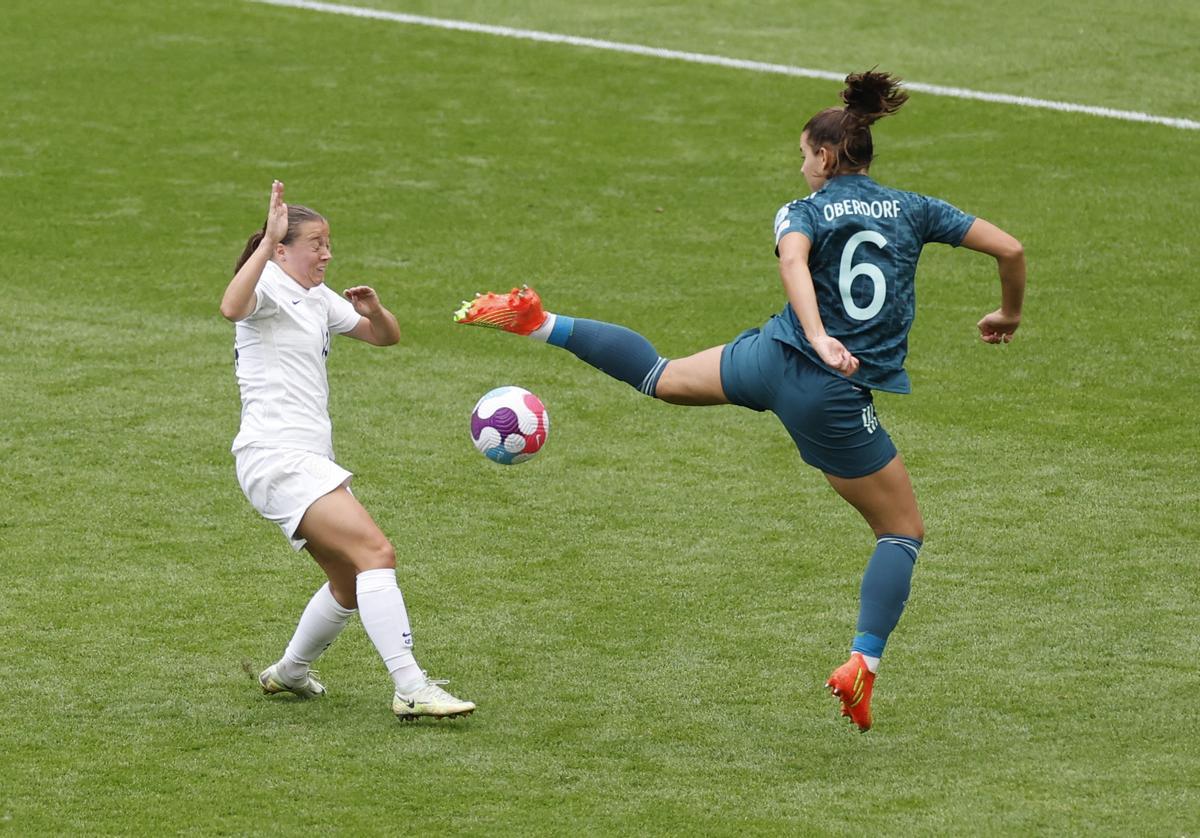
[455,286,727,404]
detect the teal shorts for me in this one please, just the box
[719,328,897,478]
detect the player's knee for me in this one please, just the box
[899,511,925,543]
[355,536,396,571]
[655,386,697,406]
[652,367,681,402]
[871,508,923,542]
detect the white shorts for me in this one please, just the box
[234,446,353,551]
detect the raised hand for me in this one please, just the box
[264,180,288,246]
[343,286,401,345]
[343,285,383,316]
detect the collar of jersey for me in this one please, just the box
[264,259,316,297]
[821,173,875,191]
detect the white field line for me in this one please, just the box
[250,0,1200,131]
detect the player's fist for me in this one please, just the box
[811,334,860,376]
[977,309,1021,344]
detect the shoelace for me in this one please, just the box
[403,675,457,700]
[291,669,322,694]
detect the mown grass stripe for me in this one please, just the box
[249,0,1200,131]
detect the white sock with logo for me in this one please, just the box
[278,582,354,685]
[355,568,425,692]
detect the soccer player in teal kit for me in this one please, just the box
[455,70,1026,730]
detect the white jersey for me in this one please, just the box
[231,260,362,457]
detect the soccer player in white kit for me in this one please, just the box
[221,181,473,720]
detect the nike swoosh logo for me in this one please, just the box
[291,299,302,305]
[397,697,416,709]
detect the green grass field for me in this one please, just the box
[2,0,1198,834]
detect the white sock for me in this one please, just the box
[527,312,557,342]
[355,568,425,692]
[861,654,881,674]
[278,582,355,684]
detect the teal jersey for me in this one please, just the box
[770,174,974,393]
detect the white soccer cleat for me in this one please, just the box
[259,663,327,699]
[392,674,475,720]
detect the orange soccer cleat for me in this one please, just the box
[826,652,876,731]
[453,285,547,335]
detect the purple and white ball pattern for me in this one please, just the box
[470,386,550,465]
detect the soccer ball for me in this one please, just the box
[470,386,550,465]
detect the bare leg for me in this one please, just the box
[823,455,924,541]
[296,486,423,690]
[259,487,387,691]
[297,485,396,608]
[654,345,729,406]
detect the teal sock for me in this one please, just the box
[851,535,921,659]
[544,315,668,396]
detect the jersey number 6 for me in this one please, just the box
[838,230,888,321]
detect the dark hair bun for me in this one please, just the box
[841,70,909,125]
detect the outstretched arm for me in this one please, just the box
[777,231,860,375]
[221,181,287,322]
[960,218,1025,344]
[343,286,401,346]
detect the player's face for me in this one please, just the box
[800,133,829,192]
[278,221,332,288]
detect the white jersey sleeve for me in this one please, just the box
[321,285,362,335]
[244,280,280,321]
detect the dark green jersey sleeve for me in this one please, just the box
[917,195,975,246]
[774,199,819,252]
